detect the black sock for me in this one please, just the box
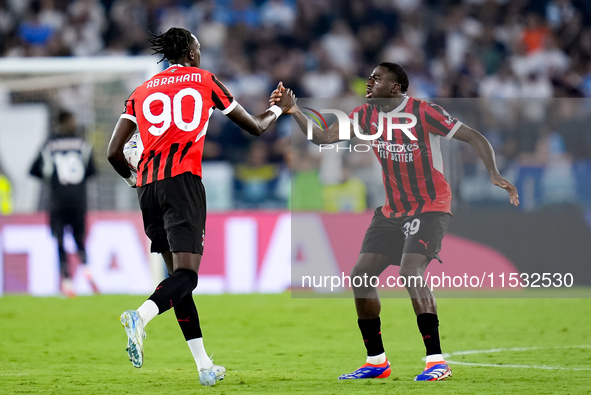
[58,244,69,278]
[148,269,197,314]
[417,313,442,356]
[174,293,203,341]
[358,318,385,357]
[77,249,87,265]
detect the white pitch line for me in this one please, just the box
[432,345,591,371]
[444,361,591,371]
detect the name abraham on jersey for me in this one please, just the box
[146,73,202,89]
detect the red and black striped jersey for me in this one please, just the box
[121,64,236,186]
[348,96,462,218]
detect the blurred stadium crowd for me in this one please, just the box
[1,0,591,212]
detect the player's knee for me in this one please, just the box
[399,254,429,280]
[350,265,367,287]
[174,268,198,290]
[350,265,361,279]
[398,264,424,281]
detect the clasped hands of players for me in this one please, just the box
[270,82,296,114]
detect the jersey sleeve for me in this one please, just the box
[120,89,138,124]
[423,102,463,140]
[29,143,53,179]
[348,104,371,135]
[209,74,237,115]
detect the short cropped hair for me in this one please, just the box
[378,62,409,93]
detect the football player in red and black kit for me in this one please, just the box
[107,27,291,386]
[275,63,519,381]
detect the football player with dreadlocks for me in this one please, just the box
[107,27,291,386]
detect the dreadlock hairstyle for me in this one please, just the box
[148,28,194,64]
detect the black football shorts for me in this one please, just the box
[137,172,206,254]
[50,207,86,240]
[360,206,451,264]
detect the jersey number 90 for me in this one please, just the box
[142,88,203,136]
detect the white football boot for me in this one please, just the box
[120,310,146,368]
[199,359,226,386]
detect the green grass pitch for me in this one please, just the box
[1,293,590,394]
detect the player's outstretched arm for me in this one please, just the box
[107,118,136,185]
[225,83,292,136]
[453,124,520,206]
[269,83,349,145]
